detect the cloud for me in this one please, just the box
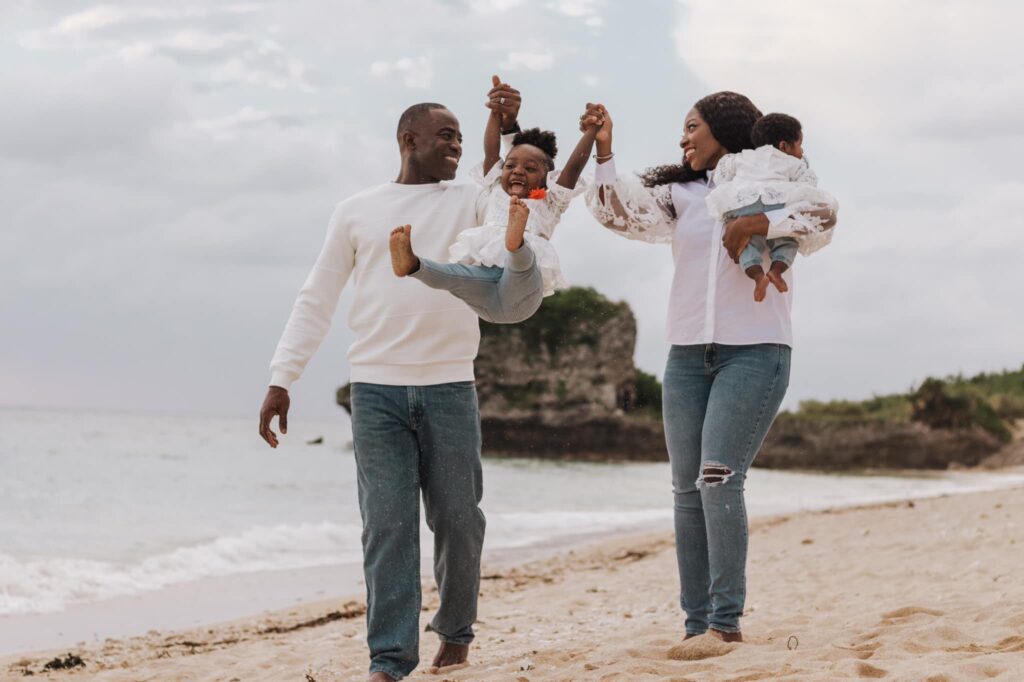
[369,55,435,89]
[21,3,316,91]
[545,0,604,28]
[499,44,556,71]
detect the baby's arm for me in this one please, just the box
[555,122,599,190]
[482,109,502,176]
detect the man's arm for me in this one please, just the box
[259,203,355,448]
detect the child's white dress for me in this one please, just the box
[447,162,586,296]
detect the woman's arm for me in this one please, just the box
[722,195,839,261]
[583,104,676,243]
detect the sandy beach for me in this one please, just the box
[5,483,1022,681]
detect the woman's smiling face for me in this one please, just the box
[679,107,728,172]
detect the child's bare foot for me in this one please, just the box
[389,225,419,276]
[745,264,768,302]
[753,274,770,302]
[767,263,789,293]
[506,196,529,252]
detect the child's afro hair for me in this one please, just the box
[512,128,558,169]
[751,113,802,149]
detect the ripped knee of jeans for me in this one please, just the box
[696,462,734,488]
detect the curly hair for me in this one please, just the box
[640,91,762,187]
[751,113,802,149]
[512,127,557,170]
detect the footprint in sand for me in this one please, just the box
[854,661,888,678]
[880,606,944,621]
[666,635,736,661]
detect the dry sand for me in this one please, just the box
[6,486,1023,681]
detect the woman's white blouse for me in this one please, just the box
[586,159,839,347]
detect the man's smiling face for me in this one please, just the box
[409,108,463,182]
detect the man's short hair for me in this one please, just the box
[396,103,448,139]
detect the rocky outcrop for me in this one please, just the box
[756,416,1005,470]
[336,287,667,461]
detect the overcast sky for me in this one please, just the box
[3,0,1022,421]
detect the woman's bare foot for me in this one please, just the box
[767,264,789,293]
[709,628,743,643]
[429,642,470,672]
[389,225,419,276]
[368,673,396,682]
[506,196,529,252]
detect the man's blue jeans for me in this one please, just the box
[662,344,791,635]
[350,381,486,680]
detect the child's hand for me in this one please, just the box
[578,102,604,132]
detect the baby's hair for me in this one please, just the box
[751,113,802,149]
[512,128,557,170]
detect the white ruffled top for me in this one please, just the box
[705,145,834,220]
[447,161,586,297]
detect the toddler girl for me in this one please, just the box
[389,108,599,323]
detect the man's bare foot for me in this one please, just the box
[368,673,396,682]
[709,628,743,643]
[767,265,789,293]
[753,274,770,302]
[429,642,469,672]
[389,225,419,276]
[506,196,529,252]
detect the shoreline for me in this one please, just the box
[3,467,1023,659]
[5,480,1024,679]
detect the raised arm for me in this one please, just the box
[555,125,598,190]
[483,108,502,175]
[583,103,675,243]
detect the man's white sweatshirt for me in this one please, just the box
[269,180,487,389]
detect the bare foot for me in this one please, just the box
[506,196,529,252]
[389,225,419,276]
[709,628,743,643]
[767,265,789,293]
[368,673,396,682]
[683,633,702,640]
[753,274,770,302]
[429,642,469,672]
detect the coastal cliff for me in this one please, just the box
[337,287,667,460]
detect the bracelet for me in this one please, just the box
[593,152,614,161]
[501,122,522,135]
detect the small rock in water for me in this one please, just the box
[306,436,324,445]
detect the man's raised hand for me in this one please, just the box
[486,74,521,131]
[259,386,290,448]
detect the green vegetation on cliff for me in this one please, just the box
[480,286,629,357]
[778,364,1024,443]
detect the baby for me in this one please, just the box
[705,113,833,301]
[389,92,599,323]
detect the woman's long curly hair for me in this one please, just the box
[640,91,762,187]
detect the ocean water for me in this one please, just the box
[3,407,1023,621]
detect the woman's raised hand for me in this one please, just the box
[580,103,612,159]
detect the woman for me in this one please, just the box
[582,93,837,641]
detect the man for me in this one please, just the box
[258,78,522,682]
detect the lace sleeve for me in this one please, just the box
[771,195,839,256]
[585,160,675,243]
